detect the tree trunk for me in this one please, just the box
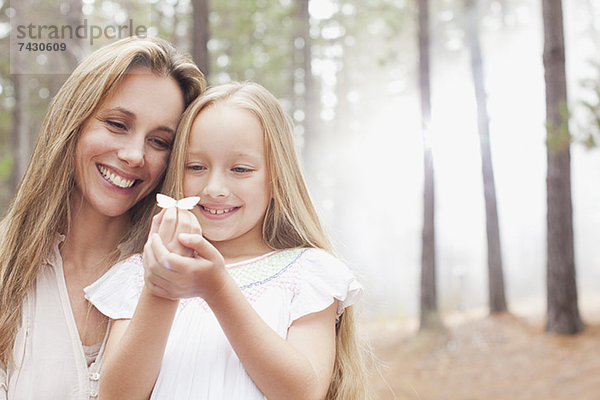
[10,69,29,192]
[294,0,317,173]
[10,0,30,191]
[192,0,210,79]
[465,0,507,314]
[542,0,584,334]
[64,0,85,67]
[50,0,83,97]
[418,0,439,330]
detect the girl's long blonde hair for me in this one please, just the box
[162,81,367,399]
[0,36,205,366]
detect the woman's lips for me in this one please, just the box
[97,164,139,189]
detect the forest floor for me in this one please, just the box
[366,312,600,400]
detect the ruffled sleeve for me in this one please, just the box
[84,254,144,320]
[289,249,362,326]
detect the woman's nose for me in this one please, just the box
[117,134,145,167]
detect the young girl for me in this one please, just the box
[90,82,367,399]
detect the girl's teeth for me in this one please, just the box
[98,165,135,188]
[205,207,232,215]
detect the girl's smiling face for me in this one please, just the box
[73,68,184,219]
[183,102,272,255]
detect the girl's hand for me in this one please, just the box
[153,207,201,257]
[143,208,202,298]
[143,231,230,301]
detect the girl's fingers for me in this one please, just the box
[157,207,178,243]
[149,209,166,237]
[181,210,202,235]
[162,210,200,256]
[174,211,202,238]
[144,236,165,276]
[144,236,174,291]
[149,233,174,273]
[178,233,222,264]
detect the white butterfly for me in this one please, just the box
[156,193,200,210]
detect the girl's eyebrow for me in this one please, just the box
[186,151,260,158]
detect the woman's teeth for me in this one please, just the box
[98,165,135,188]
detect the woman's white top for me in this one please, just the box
[86,247,362,399]
[1,235,106,400]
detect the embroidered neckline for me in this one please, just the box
[228,248,306,289]
[226,250,281,269]
[178,248,309,311]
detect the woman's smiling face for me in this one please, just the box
[73,68,185,219]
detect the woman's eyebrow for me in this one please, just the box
[106,107,176,135]
[155,125,177,135]
[105,107,135,118]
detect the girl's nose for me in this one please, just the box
[203,171,229,198]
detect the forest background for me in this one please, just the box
[0,0,599,398]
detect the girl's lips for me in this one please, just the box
[199,204,240,218]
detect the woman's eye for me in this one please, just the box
[150,137,171,150]
[106,120,127,130]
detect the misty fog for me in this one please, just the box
[305,0,600,323]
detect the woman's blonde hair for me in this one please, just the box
[0,36,205,365]
[162,81,367,399]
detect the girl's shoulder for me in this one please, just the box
[293,247,346,268]
[284,248,363,322]
[84,253,144,319]
[291,247,357,282]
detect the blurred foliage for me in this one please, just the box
[0,154,11,178]
[0,0,414,212]
[577,61,600,149]
[0,0,580,210]
[545,101,572,153]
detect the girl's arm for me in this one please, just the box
[152,233,337,400]
[100,209,201,400]
[210,274,337,400]
[100,289,178,400]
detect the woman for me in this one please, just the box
[0,36,205,399]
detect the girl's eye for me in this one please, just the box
[232,167,253,173]
[186,164,206,171]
